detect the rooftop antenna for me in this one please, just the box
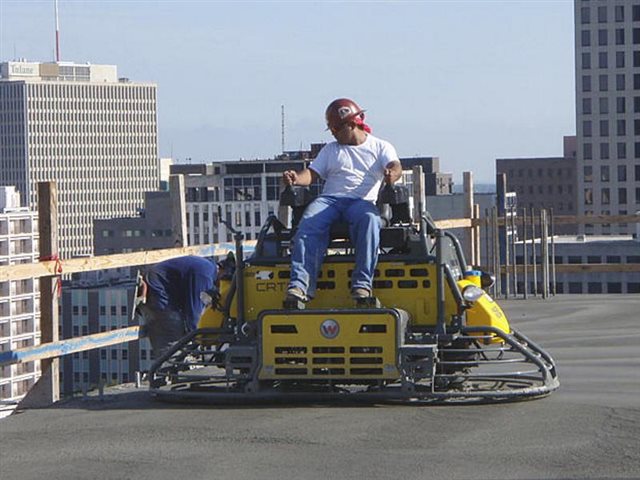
[54,0,61,62]
[281,104,285,153]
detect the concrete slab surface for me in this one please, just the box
[1,294,639,480]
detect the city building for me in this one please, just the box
[517,232,640,294]
[93,191,173,255]
[496,136,578,235]
[574,1,640,235]
[0,60,159,258]
[424,191,496,268]
[400,157,453,195]
[59,269,152,396]
[173,149,453,246]
[0,187,40,416]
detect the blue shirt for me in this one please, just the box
[145,256,217,331]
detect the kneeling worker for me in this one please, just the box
[137,255,217,357]
[282,98,402,303]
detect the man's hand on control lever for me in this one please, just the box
[283,170,297,186]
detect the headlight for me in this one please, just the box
[462,285,484,303]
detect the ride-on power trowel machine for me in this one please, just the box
[147,183,558,404]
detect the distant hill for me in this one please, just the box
[452,183,496,194]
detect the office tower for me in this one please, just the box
[575,1,640,235]
[0,187,40,415]
[496,136,579,235]
[0,61,159,257]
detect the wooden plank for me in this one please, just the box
[489,213,640,227]
[463,172,474,264]
[412,165,425,224]
[434,218,473,229]
[36,181,60,404]
[499,263,640,274]
[170,174,187,247]
[0,241,257,282]
[0,327,141,367]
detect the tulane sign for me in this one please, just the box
[9,63,38,76]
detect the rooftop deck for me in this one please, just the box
[1,295,639,480]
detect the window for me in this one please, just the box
[568,282,583,294]
[599,29,608,46]
[616,74,625,91]
[600,143,609,159]
[599,97,608,114]
[588,282,603,294]
[616,51,625,68]
[583,98,592,114]
[598,6,607,23]
[599,74,608,91]
[582,30,591,47]
[636,143,640,158]
[581,6,591,24]
[618,165,627,181]
[617,119,626,135]
[619,188,627,204]
[635,51,640,67]
[634,28,640,44]
[584,142,592,159]
[600,120,609,136]
[584,166,593,182]
[629,283,640,293]
[617,142,627,159]
[606,256,621,264]
[617,97,626,113]
[583,75,592,92]
[584,120,592,137]
[110,306,117,316]
[601,165,610,182]
[584,188,593,205]
[111,350,117,360]
[616,29,625,45]
[602,188,610,204]
[635,5,640,21]
[615,5,624,22]
[607,283,622,294]
[599,51,608,68]
[582,52,591,70]
[635,74,640,89]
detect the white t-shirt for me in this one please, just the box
[309,134,399,202]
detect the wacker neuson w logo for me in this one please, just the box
[320,319,340,339]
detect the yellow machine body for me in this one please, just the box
[456,279,510,341]
[259,309,402,380]
[196,280,233,345]
[238,261,460,327]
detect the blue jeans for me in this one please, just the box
[289,196,381,298]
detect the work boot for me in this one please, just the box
[351,288,371,299]
[285,287,307,303]
[284,287,307,310]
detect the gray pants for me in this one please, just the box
[138,303,186,359]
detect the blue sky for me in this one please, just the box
[1,0,575,184]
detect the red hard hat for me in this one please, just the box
[325,98,366,131]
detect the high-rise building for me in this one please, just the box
[0,187,40,416]
[0,60,159,257]
[496,136,578,235]
[574,1,640,235]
